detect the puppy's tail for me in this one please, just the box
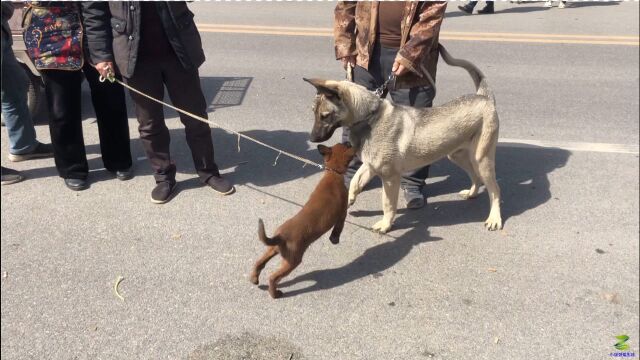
[258,219,281,246]
[438,44,494,103]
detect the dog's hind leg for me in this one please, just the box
[476,149,502,231]
[250,246,279,285]
[372,175,401,234]
[448,149,482,200]
[329,210,347,244]
[348,164,375,207]
[475,109,502,230]
[268,257,301,299]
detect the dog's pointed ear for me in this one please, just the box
[317,144,332,156]
[303,78,340,99]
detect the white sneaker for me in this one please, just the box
[544,0,553,7]
[558,1,566,8]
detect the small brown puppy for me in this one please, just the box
[250,142,356,298]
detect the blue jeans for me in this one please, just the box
[1,31,38,155]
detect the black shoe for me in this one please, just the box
[1,167,24,185]
[8,142,54,162]
[403,187,425,209]
[151,181,176,204]
[64,178,88,191]
[114,167,134,181]
[458,5,474,14]
[477,6,494,14]
[205,175,235,195]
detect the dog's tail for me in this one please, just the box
[258,219,281,246]
[438,44,494,103]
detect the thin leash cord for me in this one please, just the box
[99,75,324,170]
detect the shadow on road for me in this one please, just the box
[565,1,620,7]
[276,221,442,298]
[200,128,322,187]
[349,144,570,228]
[139,126,320,192]
[78,76,253,122]
[270,144,569,297]
[13,126,318,190]
[201,76,253,112]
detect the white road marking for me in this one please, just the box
[195,24,640,46]
[499,138,639,154]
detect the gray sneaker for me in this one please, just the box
[8,142,54,162]
[404,188,425,209]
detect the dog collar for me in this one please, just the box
[324,166,345,175]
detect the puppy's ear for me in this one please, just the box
[303,78,340,99]
[317,144,332,156]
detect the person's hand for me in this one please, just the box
[94,61,115,79]
[392,61,408,76]
[340,55,357,70]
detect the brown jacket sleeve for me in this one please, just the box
[396,2,447,76]
[334,1,357,60]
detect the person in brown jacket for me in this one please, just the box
[334,1,447,209]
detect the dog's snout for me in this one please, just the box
[309,133,321,143]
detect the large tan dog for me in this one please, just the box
[304,45,502,233]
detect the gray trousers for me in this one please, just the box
[342,42,434,191]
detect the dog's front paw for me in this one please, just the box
[269,289,284,299]
[372,219,392,234]
[329,234,340,244]
[484,215,503,231]
[249,272,259,285]
[348,193,357,207]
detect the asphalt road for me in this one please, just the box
[1,2,638,360]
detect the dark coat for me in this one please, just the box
[81,1,205,78]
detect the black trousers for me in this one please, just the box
[125,54,219,184]
[466,1,494,10]
[343,43,434,191]
[41,63,132,180]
